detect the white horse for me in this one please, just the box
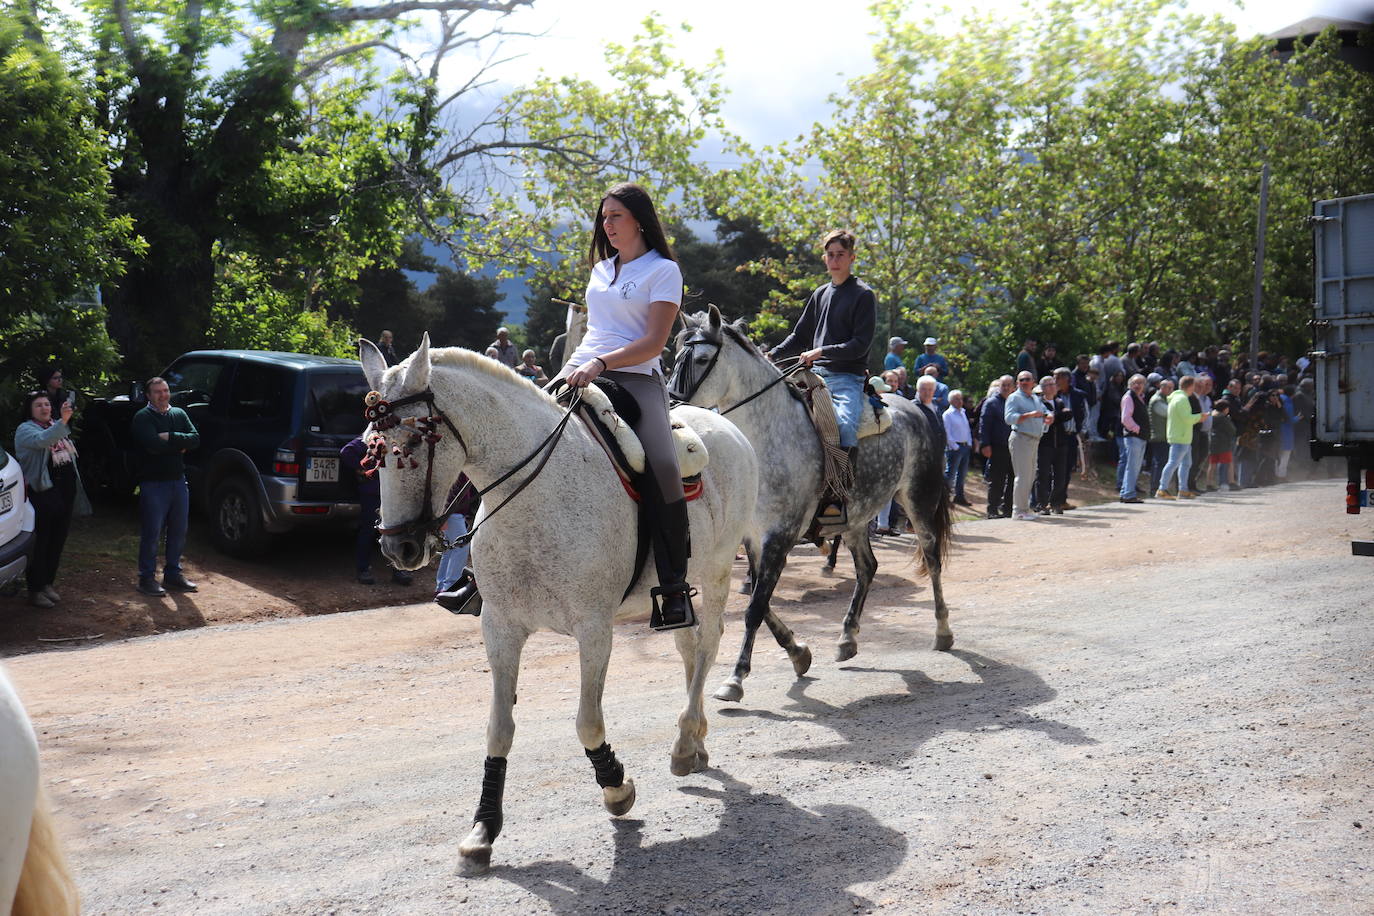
[359,334,759,875]
[1,666,79,916]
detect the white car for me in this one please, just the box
[0,449,35,590]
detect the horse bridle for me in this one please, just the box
[670,329,804,415]
[364,386,582,547]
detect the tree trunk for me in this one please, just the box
[105,232,215,377]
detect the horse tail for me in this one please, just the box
[914,484,954,578]
[11,790,79,916]
[909,427,955,579]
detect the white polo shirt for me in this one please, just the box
[566,250,683,376]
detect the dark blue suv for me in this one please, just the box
[80,350,370,557]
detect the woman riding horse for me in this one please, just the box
[442,182,697,630]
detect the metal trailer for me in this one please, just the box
[1310,192,1374,556]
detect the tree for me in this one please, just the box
[81,0,534,373]
[468,16,733,304]
[716,0,1374,369]
[0,9,135,423]
[416,268,505,352]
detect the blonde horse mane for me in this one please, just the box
[11,790,79,916]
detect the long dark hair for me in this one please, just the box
[587,182,676,267]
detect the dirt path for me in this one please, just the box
[6,480,1371,914]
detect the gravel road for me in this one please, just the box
[6,479,1371,914]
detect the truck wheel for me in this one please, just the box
[210,478,271,558]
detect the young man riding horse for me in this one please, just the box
[766,229,877,530]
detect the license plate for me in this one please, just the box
[0,490,11,514]
[307,457,339,483]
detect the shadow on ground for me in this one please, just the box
[720,649,1094,768]
[493,768,905,914]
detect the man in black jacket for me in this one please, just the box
[980,375,1015,518]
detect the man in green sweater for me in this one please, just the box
[1155,375,1202,499]
[131,377,200,596]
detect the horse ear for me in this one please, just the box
[402,332,432,391]
[707,304,722,335]
[359,339,387,391]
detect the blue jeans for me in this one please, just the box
[1159,442,1192,494]
[1148,441,1169,488]
[814,368,865,448]
[944,444,971,500]
[1120,436,1147,498]
[138,477,189,580]
[436,514,470,591]
[1115,436,1129,491]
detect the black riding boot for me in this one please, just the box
[436,567,482,616]
[649,496,696,631]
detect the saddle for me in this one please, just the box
[791,369,893,441]
[552,377,706,606]
[791,369,892,540]
[566,380,708,502]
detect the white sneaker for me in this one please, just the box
[28,590,54,609]
[1013,512,1039,521]
[42,584,59,602]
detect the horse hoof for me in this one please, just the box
[790,644,813,677]
[694,749,710,771]
[934,633,954,652]
[458,824,492,876]
[738,580,754,595]
[670,754,694,777]
[713,679,744,703]
[835,639,858,662]
[603,778,636,816]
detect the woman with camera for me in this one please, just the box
[14,390,86,608]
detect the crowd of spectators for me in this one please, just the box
[876,337,1318,524]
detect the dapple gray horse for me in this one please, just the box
[669,307,954,703]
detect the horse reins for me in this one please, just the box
[366,386,582,548]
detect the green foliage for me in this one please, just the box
[415,269,505,353]
[208,249,357,356]
[0,9,134,442]
[0,300,124,447]
[716,0,1374,367]
[671,216,797,338]
[963,294,1098,395]
[522,275,572,363]
[470,16,731,300]
[69,0,527,372]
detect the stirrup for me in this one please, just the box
[435,568,482,616]
[813,497,849,537]
[649,583,697,632]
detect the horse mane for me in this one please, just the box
[427,347,562,408]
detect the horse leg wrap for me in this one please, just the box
[585,741,625,789]
[473,755,507,842]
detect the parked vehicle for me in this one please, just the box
[1310,192,1374,556]
[78,351,371,557]
[0,448,36,589]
